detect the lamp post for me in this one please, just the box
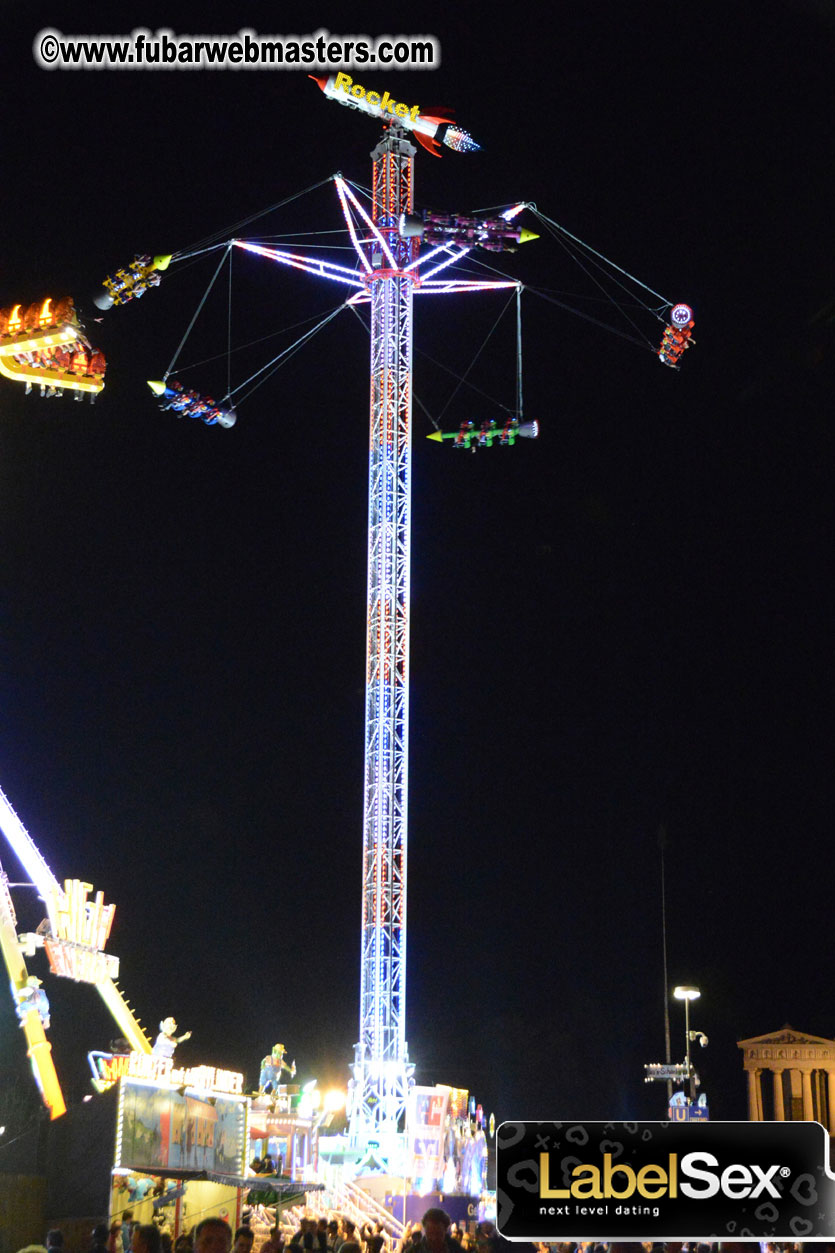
[673,984,700,1102]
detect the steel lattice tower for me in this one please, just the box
[351,129,417,1154]
[237,120,520,1163]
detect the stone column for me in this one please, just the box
[817,1072,832,1132]
[746,1069,760,1120]
[801,1068,814,1120]
[773,1068,785,1119]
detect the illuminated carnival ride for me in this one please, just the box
[93,253,172,310]
[0,786,153,1119]
[1,77,693,1153]
[0,298,106,399]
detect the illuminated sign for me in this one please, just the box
[116,1078,247,1175]
[668,1102,710,1122]
[644,1062,690,1081]
[89,1049,244,1096]
[407,1085,449,1183]
[670,302,694,327]
[331,72,420,122]
[44,878,119,983]
[439,1085,469,1120]
[497,1120,835,1241]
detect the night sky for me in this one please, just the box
[1,0,833,1136]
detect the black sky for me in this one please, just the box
[1,0,834,1132]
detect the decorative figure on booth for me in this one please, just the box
[152,1016,192,1058]
[16,975,51,1029]
[258,1042,296,1096]
[132,1178,155,1203]
[465,1123,488,1195]
[442,1152,458,1193]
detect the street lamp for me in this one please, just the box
[673,985,701,1101]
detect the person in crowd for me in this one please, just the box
[46,1233,63,1253]
[397,1226,422,1253]
[260,1230,285,1253]
[476,1223,508,1253]
[119,1214,135,1253]
[296,1219,318,1252]
[192,1221,232,1253]
[375,1225,391,1253]
[91,1226,110,1253]
[326,1220,341,1253]
[131,1228,162,1253]
[232,1230,254,1253]
[338,1222,361,1253]
[415,1211,463,1253]
[361,1225,384,1253]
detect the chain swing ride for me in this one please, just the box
[1,75,693,1149]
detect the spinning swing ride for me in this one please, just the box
[1,76,693,1150]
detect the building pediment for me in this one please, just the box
[738,1027,835,1049]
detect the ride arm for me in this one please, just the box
[0,859,66,1119]
[96,975,153,1053]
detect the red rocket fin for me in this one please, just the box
[415,131,443,157]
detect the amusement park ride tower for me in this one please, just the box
[351,126,419,1159]
[0,72,691,1155]
[0,77,538,1153]
[242,80,534,1164]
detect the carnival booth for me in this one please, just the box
[104,1052,250,1232]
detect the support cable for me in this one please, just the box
[347,303,516,429]
[163,244,232,381]
[530,209,672,306]
[230,302,349,407]
[523,285,653,351]
[174,178,335,259]
[516,283,523,419]
[436,290,517,424]
[174,306,347,375]
[226,247,233,401]
[537,225,658,348]
[449,249,657,350]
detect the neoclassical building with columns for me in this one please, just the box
[738,1026,835,1126]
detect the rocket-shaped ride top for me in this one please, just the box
[310,72,480,155]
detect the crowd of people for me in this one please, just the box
[0,293,105,397]
[14,1208,810,1253]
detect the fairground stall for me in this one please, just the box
[105,1052,319,1233]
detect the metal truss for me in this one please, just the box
[352,132,417,1155]
[234,139,520,1164]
